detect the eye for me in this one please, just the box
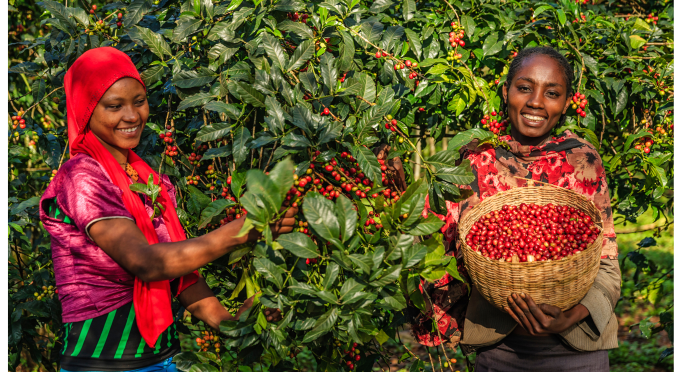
[107,104,122,110]
[518,86,531,92]
[546,91,560,98]
[135,98,147,106]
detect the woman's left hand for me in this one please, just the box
[504,293,589,335]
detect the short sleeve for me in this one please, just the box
[56,156,134,239]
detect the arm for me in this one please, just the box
[89,208,298,282]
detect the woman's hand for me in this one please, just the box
[246,206,299,242]
[504,292,589,335]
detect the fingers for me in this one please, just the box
[538,303,562,318]
[507,293,535,334]
[283,206,299,218]
[515,293,544,334]
[264,308,283,322]
[504,306,524,328]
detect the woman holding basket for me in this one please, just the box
[39,47,296,372]
[403,47,621,371]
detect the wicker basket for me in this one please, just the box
[459,185,603,312]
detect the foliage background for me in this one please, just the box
[7,0,673,372]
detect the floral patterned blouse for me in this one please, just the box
[410,130,618,347]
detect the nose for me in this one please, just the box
[121,104,139,124]
[526,88,544,109]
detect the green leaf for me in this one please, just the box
[403,243,428,268]
[434,160,475,185]
[339,278,365,302]
[177,93,212,110]
[556,8,566,25]
[481,33,504,57]
[532,4,554,19]
[135,26,172,59]
[632,18,652,32]
[629,35,647,50]
[303,194,340,244]
[277,232,321,259]
[425,149,458,168]
[268,157,295,204]
[402,0,416,21]
[253,258,284,289]
[447,91,468,116]
[187,185,212,210]
[123,0,152,30]
[322,263,340,291]
[404,27,422,60]
[198,199,235,229]
[287,40,315,71]
[406,212,444,236]
[140,66,166,86]
[369,265,402,287]
[262,33,289,72]
[31,79,46,103]
[232,126,251,166]
[230,172,246,198]
[278,20,314,39]
[320,52,339,93]
[302,307,338,343]
[172,17,204,43]
[228,81,267,108]
[245,169,281,218]
[352,146,382,185]
[204,101,242,120]
[348,253,372,274]
[447,128,494,151]
[462,15,476,38]
[10,196,41,216]
[335,194,357,243]
[173,68,217,88]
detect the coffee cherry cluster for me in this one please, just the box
[195,330,221,353]
[340,342,362,371]
[39,115,54,130]
[219,206,246,226]
[33,285,56,301]
[465,203,600,262]
[571,92,588,118]
[10,114,26,130]
[384,115,398,132]
[204,164,219,179]
[286,11,309,24]
[449,22,466,48]
[186,175,201,185]
[633,136,654,154]
[446,49,462,62]
[363,211,383,232]
[572,12,587,23]
[188,144,209,166]
[646,13,659,25]
[481,111,508,134]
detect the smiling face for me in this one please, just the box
[503,55,572,146]
[89,77,149,163]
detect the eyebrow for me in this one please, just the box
[515,76,564,88]
[101,94,147,102]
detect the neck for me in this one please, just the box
[510,126,552,147]
[93,133,129,165]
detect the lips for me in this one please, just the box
[521,114,546,122]
[117,125,140,134]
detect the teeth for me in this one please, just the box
[522,114,546,122]
[119,126,139,133]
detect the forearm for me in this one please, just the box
[91,216,256,282]
[179,277,234,330]
[139,217,256,281]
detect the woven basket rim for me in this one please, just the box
[458,185,604,267]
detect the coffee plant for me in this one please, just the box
[8,0,673,371]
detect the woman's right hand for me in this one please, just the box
[246,206,299,242]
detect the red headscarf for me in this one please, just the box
[65,47,198,348]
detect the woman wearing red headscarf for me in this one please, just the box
[39,47,297,372]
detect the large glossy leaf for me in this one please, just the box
[262,33,289,72]
[352,146,382,185]
[303,194,340,244]
[302,307,338,343]
[335,194,357,243]
[136,26,172,59]
[172,17,204,43]
[277,232,320,259]
[287,40,315,71]
[198,199,235,228]
[434,160,475,185]
[232,126,251,166]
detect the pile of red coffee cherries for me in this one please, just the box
[465,203,600,262]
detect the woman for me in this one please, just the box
[39,47,296,372]
[408,47,620,371]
